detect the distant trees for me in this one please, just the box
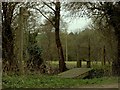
[37,24,116,68]
[88,2,120,75]
[64,1,120,75]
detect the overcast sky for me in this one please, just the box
[67,17,91,33]
[60,5,92,33]
[35,2,92,33]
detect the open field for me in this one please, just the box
[2,74,118,88]
[48,61,112,69]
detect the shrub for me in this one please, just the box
[26,32,43,71]
[27,44,43,71]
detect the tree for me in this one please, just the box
[105,2,120,76]
[65,1,120,75]
[87,2,120,75]
[2,2,19,72]
[40,18,54,62]
[28,1,67,72]
[54,1,67,72]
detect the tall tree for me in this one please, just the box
[54,1,67,72]
[105,2,120,76]
[2,2,19,71]
[28,1,67,72]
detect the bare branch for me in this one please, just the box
[52,2,56,5]
[11,13,19,24]
[42,1,55,13]
[33,7,55,27]
[26,3,55,27]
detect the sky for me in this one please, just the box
[40,14,92,33]
[35,2,92,33]
[67,17,91,33]
[60,8,92,33]
[40,16,92,33]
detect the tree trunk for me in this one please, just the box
[55,1,67,72]
[77,60,82,68]
[117,34,120,76]
[112,28,120,76]
[103,45,106,65]
[2,3,17,72]
[110,16,120,76]
[107,3,120,76]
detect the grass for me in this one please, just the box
[2,61,115,88]
[49,61,112,69]
[2,74,118,88]
[49,61,77,69]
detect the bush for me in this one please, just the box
[27,44,43,71]
[88,65,112,78]
[90,68,104,78]
[26,32,43,71]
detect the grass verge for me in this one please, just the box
[2,74,118,88]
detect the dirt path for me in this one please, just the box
[79,83,119,88]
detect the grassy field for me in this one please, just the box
[49,61,112,69]
[2,74,118,88]
[49,61,77,69]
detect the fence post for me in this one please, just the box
[103,45,106,65]
[87,38,91,68]
[77,59,82,68]
[87,60,90,68]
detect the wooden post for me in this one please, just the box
[17,7,29,75]
[103,45,106,65]
[19,7,24,75]
[87,38,91,68]
[77,59,82,68]
[23,7,29,69]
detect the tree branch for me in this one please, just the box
[52,2,56,5]
[33,7,55,27]
[42,1,56,13]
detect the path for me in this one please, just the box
[78,83,119,88]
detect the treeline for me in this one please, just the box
[2,2,120,75]
[37,27,117,65]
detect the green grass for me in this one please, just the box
[49,61,77,69]
[2,61,114,88]
[2,74,118,88]
[49,61,112,69]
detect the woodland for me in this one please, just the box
[1,1,120,88]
